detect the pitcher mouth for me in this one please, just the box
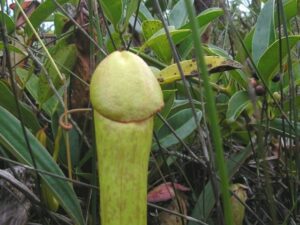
[93,104,164,124]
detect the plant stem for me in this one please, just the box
[184,1,234,224]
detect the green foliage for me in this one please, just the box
[24,0,70,36]
[257,36,300,82]
[0,106,84,225]
[252,0,275,64]
[38,42,77,105]
[226,90,251,123]
[153,108,202,150]
[0,12,15,34]
[0,81,40,133]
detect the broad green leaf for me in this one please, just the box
[226,91,251,123]
[180,7,224,30]
[24,0,69,36]
[16,68,62,116]
[178,25,209,59]
[169,0,194,29]
[122,0,138,31]
[178,8,224,58]
[204,44,231,58]
[100,0,122,30]
[169,99,202,117]
[275,0,297,24]
[0,12,15,34]
[38,43,77,105]
[257,35,300,82]
[142,28,191,63]
[142,20,163,40]
[188,144,252,224]
[252,0,275,64]
[237,0,295,62]
[138,2,153,21]
[236,28,254,62]
[228,70,248,89]
[54,12,69,37]
[0,106,84,225]
[154,90,176,131]
[153,108,202,150]
[101,0,138,31]
[0,41,26,55]
[0,81,40,133]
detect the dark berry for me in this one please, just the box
[255,85,265,96]
[272,74,280,82]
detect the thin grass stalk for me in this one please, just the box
[278,0,300,170]
[126,0,142,50]
[183,1,234,224]
[276,0,291,205]
[52,0,107,56]
[14,0,65,82]
[277,0,300,216]
[152,2,212,191]
[86,0,101,223]
[259,100,278,224]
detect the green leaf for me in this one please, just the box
[154,90,176,131]
[0,106,84,225]
[178,8,224,58]
[236,28,254,62]
[226,91,251,123]
[142,20,163,40]
[24,0,69,36]
[252,0,275,64]
[142,28,191,63]
[38,43,77,105]
[169,99,202,117]
[16,68,61,116]
[0,12,15,34]
[153,108,202,150]
[138,2,153,21]
[257,35,300,82]
[178,25,209,59]
[0,81,40,133]
[228,70,248,89]
[54,12,69,37]
[275,0,297,24]
[122,0,138,30]
[180,7,224,30]
[0,41,26,55]
[169,0,194,29]
[237,0,295,62]
[204,44,231,58]
[100,0,122,31]
[59,128,81,167]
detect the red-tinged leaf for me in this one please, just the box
[173,183,190,192]
[147,182,190,203]
[9,0,33,10]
